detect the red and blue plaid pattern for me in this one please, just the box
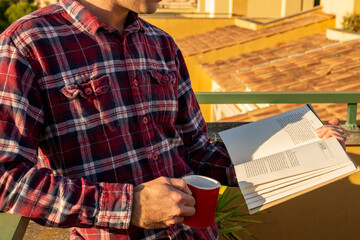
[0,0,236,239]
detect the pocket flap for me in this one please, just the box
[148,70,175,86]
[61,75,111,99]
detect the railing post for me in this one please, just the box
[343,103,360,131]
[0,212,29,240]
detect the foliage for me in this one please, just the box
[0,0,39,32]
[5,2,38,24]
[343,13,360,32]
[216,186,265,240]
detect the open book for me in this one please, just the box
[219,104,358,214]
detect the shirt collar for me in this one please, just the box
[60,0,145,35]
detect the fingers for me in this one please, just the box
[180,205,196,217]
[131,177,196,229]
[316,121,347,150]
[316,125,344,139]
[157,177,196,215]
[164,178,196,217]
[166,177,192,195]
[164,216,184,226]
[166,178,195,206]
[168,185,196,208]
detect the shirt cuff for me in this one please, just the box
[95,182,133,229]
[227,165,238,186]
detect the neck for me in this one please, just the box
[76,0,129,33]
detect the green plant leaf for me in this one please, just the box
[227,218,262,224]
[215,206,243,222]
[221,201,246,213]
[217,186,233,210]
[219,190,244,211]
[219,226,245,235]
[230,232,243,240]
[238,227,253,236]
[222,234,232,240]
[218,205,242,214]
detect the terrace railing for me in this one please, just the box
[195,91,360,130]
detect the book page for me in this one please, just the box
[219,105,323,165]
[246,164,357,211]
[243,162,353,200]
[240,164,348,195]
[235,138,352,186]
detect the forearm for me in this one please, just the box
[0,161,133,229]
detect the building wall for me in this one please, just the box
[247,0,282,18]
[322,0,359,28]
[282,0,303,17]
[232,0,248,16]
[303,0,317,9]
[246,0,318,18]
[142,17,235,38]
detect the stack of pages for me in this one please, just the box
[219,104,358,214]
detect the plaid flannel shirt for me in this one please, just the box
[0,0,237,239]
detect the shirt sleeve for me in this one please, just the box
[174,46,237,186]
[0,33,133,229]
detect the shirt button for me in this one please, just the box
[134,79,139,86]
[163,75,169,81]
[152,153,158,161]
[84,87,93,96]
[143,117,148,124]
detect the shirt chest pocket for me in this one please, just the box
[144,70,178,125]
[57,75,119,144]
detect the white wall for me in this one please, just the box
[322,0,356,28]
[282,0,303,17]
[201,0,232,17]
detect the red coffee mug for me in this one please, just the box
[182,175,220,228]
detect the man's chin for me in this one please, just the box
[141,7,158,14]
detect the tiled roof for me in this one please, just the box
[203,36,360,122]
[202,33,337,91]
[233,39,360,92]
[176,13,334,57]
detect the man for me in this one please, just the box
[0,0,346,239]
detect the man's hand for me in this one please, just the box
[131,176,196,229]
[316,118,347,149]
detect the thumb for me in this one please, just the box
[327,118,340,126]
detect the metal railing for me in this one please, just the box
[195,91,360,130]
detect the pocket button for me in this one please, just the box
[134,79,139,86]
[84,87,93,96]
[143,117,148,124]
[152,153,158,161]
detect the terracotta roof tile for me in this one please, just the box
[203,33,338,92]
[177,12,334,57]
